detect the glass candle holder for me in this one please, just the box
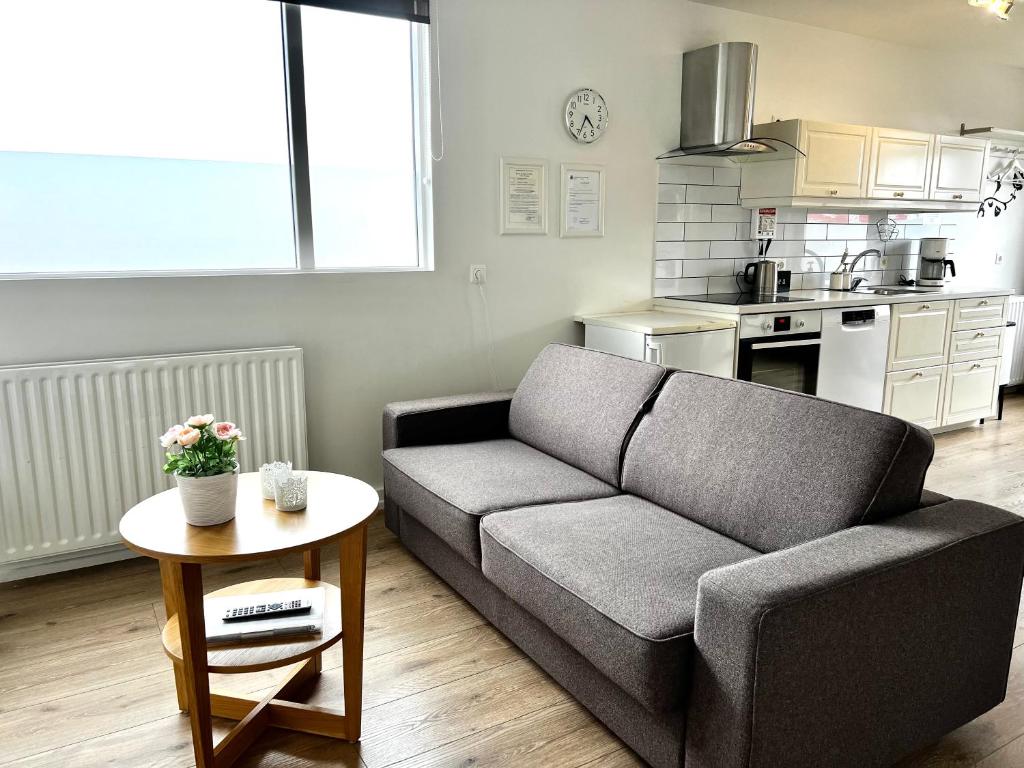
[259,461,292,500]
[274,473,308,512]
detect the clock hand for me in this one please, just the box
[581,115,594,132]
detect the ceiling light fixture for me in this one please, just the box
[968,0,1014,20]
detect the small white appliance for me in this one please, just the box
[918,238,956,288]
[817,306,891,411]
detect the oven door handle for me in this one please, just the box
[749,338,821,350]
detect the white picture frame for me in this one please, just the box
[499,157,548,235]
[560,163,605,237]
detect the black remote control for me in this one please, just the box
[222,598,312,623]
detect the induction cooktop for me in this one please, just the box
[664,293,815,306]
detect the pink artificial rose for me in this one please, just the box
[187,413,214,428]
[177,427,201,447]
[212,421,243,441]
[159,425,184,449]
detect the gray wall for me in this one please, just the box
[2,0,1023,488]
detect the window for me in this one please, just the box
[0,1,432,276]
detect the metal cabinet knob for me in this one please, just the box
[829,189,839,196]
[953,194,963,200]
[975,332,986,338]
[893,191,905,198]
[971,363,982,370]
[912,372,924,379]
[921,304,931,310]
[980,299,989,306]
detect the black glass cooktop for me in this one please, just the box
[665,293,815,306]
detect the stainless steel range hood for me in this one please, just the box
[658,42,802,163]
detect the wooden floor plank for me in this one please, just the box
[0,394,1021,768]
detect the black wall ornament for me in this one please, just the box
[979,154,1024,218]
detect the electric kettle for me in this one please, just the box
[742,259,778,295]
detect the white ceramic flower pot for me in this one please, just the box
[176,471,238,526]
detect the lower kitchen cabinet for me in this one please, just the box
[883,366,946,429]
[942,359,1001,425]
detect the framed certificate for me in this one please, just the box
[499,157,547,234]
[560,163,605,237]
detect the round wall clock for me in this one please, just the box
[564,88,608,144]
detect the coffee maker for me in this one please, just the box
[918,238,956,287]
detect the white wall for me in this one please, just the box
[2,0,1023,487]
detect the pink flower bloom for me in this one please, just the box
[159,425,184,449]
[212,421,243,441]
[187,413,214,428]
[177,427,201,447]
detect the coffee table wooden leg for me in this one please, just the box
[304,547,323,674]
[168,561,215,768]
[159,559,188,712]
[339,522,368,741]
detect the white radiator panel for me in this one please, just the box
[1009,297,1024,386]
[0,347,307,565]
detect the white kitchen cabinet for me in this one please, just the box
[867,127,933,200]
[883,366,946,429]
[887,300,953,372]
[929,135,989,203]
[740,119,871,200]
[942,359,1000,424]
[583,323,735,378]
[952,296,1007,331]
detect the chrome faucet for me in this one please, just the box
[848,248,881,274]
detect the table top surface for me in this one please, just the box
[120,471,379,563]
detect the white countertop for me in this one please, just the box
[574,310,737,335]
[653,286,1015,315]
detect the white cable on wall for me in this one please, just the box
[430,0,445,162]
[477,281,499,390]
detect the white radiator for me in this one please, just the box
[1009,297,1024,386]
[0,347,307,571]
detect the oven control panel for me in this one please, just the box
[739,310,822,339]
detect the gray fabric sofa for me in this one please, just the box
[382,343,1024,768]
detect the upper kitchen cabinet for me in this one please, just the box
[867,127,934,200]
[929,134,988,202]
[738,120,988,211]
[741,120,870,200]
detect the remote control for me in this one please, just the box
[222,598,312,623]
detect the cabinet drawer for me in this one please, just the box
[942,359,1000,425]
[883,366,946,429]
[953,296,1007,331]
[950,326,1004,364]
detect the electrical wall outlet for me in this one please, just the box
[469,264,487,284]
[880,255,888,269]
[995,251,1003,265]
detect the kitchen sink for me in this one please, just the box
[851,286,941,296]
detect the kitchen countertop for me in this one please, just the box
[653,286,1015,315]
[574,310,737,335]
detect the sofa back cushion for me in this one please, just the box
[622,371,934,552]
[509,344,667,486]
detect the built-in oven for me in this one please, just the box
[736,310,822,395]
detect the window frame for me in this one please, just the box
[0,1,433,280]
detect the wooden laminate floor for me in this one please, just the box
[2,394,1023,768]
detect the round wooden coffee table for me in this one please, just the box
[120,471,379,768]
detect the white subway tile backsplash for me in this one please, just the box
[761,240,805,259]
[654,277,708,296]
[711,240,756,260]
[713,167,741,186]
[655,260,683,279]
[658,202,711,221]
[686,185,739,204]
[657,185,687,204]
[708,275,742,293]
[735,223,751,240]
[656,241,710,260]
[711,205,750,223]
[683,259,735,278]
[801,272,829,289]
[939,224,958,238]
[684,222,737,241]
[827,224,871,240]
[808,211,849,224]
[780,223,827,240]
[847,213,874,224]
[778,208,808,224]
[804,240,849,257]
[655,223,686,241]
[657,204,689,222]
[659,165,714,185]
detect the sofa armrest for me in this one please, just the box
[686,499,1024,768]
[382,391,514,450]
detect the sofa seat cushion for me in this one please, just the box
[509,343,667,486]
[480,495,759,712]
[382,439,619,566]
[622,371,935,553]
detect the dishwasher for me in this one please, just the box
[816,306,890,412]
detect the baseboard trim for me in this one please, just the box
[0,543,139,583]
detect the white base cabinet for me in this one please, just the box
[882,295,1006,430]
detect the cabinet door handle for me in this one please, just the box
[829,189,839,196]
[974,332,986,338]
[893,191,905,198]
[921,304,931,310]
[971,363,982,370]
[980,299,989,306]
[953,194,963,200]
[912,371,924,379]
